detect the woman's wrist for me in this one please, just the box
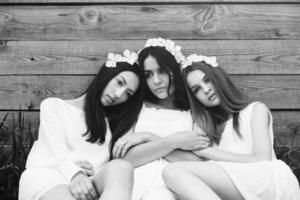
[146,132,160,141]
[194,147,212,157]
[71,171,86,182]
[165,133,183,150]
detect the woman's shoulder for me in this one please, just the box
[240,101,270,118]
[40,97,64,110]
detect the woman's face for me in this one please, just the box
[143,55,174,99]
[186,69,220,107]
[101,71,139,107]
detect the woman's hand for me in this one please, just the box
[75,160,95,177]
[113,132,160,159]
[173,131,210,151]
[70,172,98,200]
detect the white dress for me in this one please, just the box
[19,98,111,200]
[211,101,300,200]
[132,104,193,200]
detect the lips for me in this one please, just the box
[208,93,216,101]
[155,87,166,93]
[106,95,115,104]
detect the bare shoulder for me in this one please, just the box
[252,102,269,115]
[251,102,270,123]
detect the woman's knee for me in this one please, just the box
[105,159,134,175]
[162,163,185,184]
[40,185,75,200]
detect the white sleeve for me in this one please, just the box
[29,98,83,182]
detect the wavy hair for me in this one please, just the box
[182,62,251,144]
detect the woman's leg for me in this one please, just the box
[40,185,76,200]
[92,159,134,200]
[162,162,244,200]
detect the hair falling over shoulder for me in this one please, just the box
[83,62,145,158]
[183,62,251,144]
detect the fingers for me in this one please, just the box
[85,169,95,177]
[115,140,127,158]
[192,136,210,150]
[70,177,98,200]
[193,141,209,149]
[71,185,87,200]
[75,161,95,177]
[80,181,98,200]
[120,141,132,158]
[197,135,210,143]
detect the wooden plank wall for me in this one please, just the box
[0,0,299,146]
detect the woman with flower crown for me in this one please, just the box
[112,38,210,200]
[19,50,145,200]
[162,55,300,200]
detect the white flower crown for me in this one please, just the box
[144,37,185,64]
[181,54,218,69]
[105,50,138,68]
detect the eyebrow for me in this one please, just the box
[190,85,198,91]
[190,75,207,91]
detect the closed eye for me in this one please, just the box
[117,79,124,86]
[144,71,153,79]
[203,76,210,83]
[191,86,201,94]
[158,67,167,74]
[127,92,133,98]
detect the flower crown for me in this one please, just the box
[144,37,185,64]
[105,50,138,68]
[181,54,218,69]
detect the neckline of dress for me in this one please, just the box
[61,98,84,113]
[143,102,188,113]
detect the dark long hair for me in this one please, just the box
[182,62,251,144]
[83,62,144,157]
[138,46,189,110]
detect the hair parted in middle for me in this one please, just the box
[138,45,189,110]
[182,61,251,144]
[83,61,145,157]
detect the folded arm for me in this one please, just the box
[114,131,209,167]
[194,103,272,162]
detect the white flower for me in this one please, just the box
[181,54,218,69]
[105,50,137,68]
[143,37,185,64]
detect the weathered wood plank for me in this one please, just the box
[232,75,300,110]
[1,110,299,146]
[0,76,92,110]
[0,75,299,110]
[0,4,299,40]
[0,40,299,75]
[1,0,299,3]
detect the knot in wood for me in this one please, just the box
[79,7,100,25]
[0,41,7,49]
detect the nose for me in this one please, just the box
[202,84,211,94]
[153,73,162,85]
[114,87,126,98]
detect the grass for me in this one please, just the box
[274,122,300,184]
[0,110,37,200]
[0,110,299,199]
